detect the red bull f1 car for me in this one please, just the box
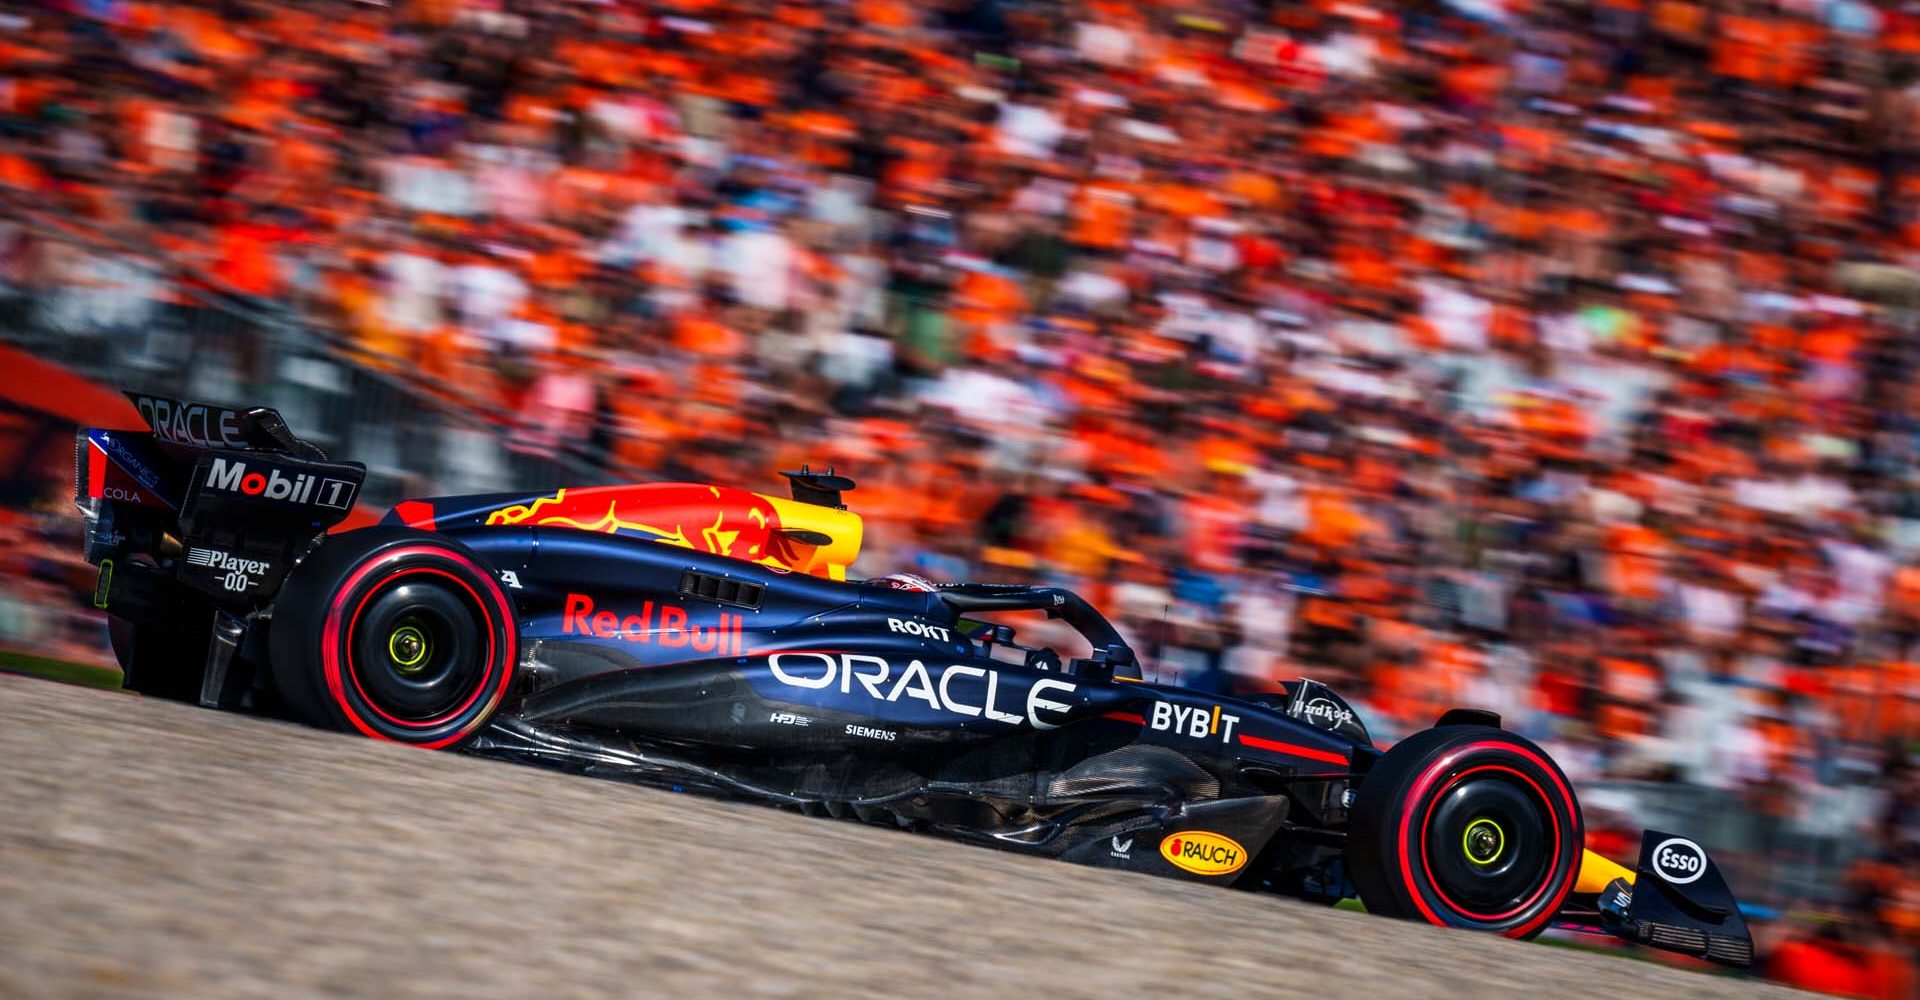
[76,395,1754,966]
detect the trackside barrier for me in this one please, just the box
[0,214,638,507]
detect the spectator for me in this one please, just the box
[2,0,1919,988]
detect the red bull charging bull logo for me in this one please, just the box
[486,484,782,559]
[476,481,863,579]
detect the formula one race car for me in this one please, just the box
[77,395,1753,965]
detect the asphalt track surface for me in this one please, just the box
[1,674,1813,1000]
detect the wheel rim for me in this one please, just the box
[388,622,432,674]
[348,579,483,725]
[1463,818,1505,866]
[1422,770,1553,919]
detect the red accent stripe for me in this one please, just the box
[1103,711,1146,725]
[391,500,437,531]
[1237,732,1351,766]
[86,440,108,497]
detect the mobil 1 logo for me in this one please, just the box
[200,455,358,513]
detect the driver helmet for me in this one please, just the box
[866,572,939,592]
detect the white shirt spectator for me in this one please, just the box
[1821,537,1892,622]
[467,143,553,222]
[1187,220,1242,272]
[452,262,528,346]
[381,250,446,335]
[384,156,476,216]
[145,108,197,172]
[604,202,694,269]
[996,102,1066,159]
[1313,32,1380,79]
[817,329,892,389]
[497,314,557,354]
[923,365,1042,429]
[720,227,794,312]
[1057,265,1129,310]
[1075,20,1135,66]
[1419,278,1490,350]
[1732,473,1856,519]
[1674,581,1742,641]
[1251,470,1308,532]
[1465,643,1538,730]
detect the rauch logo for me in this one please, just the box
[1159,831,1247,876]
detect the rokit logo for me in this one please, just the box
[1650,837,1707,885]
[887,618,952,642]
[204,457,356,510]
[1301,697,1354,729]
[767,653,1077,730]
[186,547,271,592]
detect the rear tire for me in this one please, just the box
[109,615,210,703]
[1345,725,1582,940]
[269,528,517,749]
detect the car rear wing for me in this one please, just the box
[76,393,365,608]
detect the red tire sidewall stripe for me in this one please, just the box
[343,567,495,729]
[1393,740,1580,938]
[1415,764,1559,923]
[320,545,516,749]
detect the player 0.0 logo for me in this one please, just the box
[1650,837,1707,884]
[186,547,271,593]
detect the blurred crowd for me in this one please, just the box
[0,508,102,663]
[6,0,1920,990]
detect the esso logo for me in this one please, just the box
[1651,837,1706,884]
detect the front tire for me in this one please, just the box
[1345,725,1582,939]
[269,528,517,749]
